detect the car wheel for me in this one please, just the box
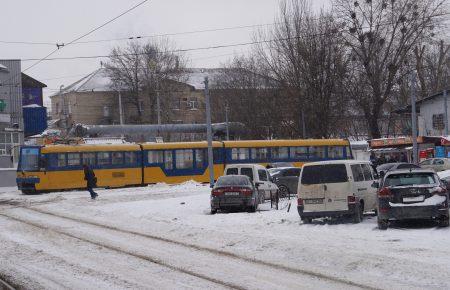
[352,203,362,224]
[210,209,217,215]
[278,185,289,198]
[248,205,256,213]
[437,216,449,227]
[377,217,388,230]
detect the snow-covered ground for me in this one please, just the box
[1,182,450,289]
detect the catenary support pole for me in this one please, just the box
[445,89,448,136]
[411,71,418,164]
[204,77,215,187]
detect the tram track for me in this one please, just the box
[0,206,378,290]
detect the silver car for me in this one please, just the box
[419,158,450,172]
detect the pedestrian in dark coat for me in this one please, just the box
[83,164,98,199]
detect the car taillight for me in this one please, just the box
[241,188,253,196]
[431,186,447,196]
[212,188,224,196]
[297,197,304,206]
[378,187,392,198]
[347,195,356,204]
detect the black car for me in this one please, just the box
[210,175,262,214]
[375,169,449,229]
[376,162,421,177]
[268,167,301,197]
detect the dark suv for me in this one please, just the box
[376,169,449,229]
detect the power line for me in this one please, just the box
[21,0,149,74]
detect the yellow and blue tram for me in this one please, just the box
[16,139,352,193]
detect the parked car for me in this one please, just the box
[297,160,378,223]
[269,167,301,197]
[224,164,278,200]
[419,158,450,172]
[376,162,421,177]
[210,175,262,214]
[375,169,449,229]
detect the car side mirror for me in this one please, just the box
[371,181,379,188]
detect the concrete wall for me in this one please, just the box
[0,168,17,187]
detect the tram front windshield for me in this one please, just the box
[19,147,40,171]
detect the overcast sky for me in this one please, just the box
[1,0,331,104]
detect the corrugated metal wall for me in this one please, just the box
[0,60,23,130]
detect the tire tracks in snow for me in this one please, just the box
[2,206,378,290]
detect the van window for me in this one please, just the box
[283,168,301,177]
[361,164,373,181]
[301,164,348,185]
[241,168,254,181]
[226,168,238,175]
[351,164,365,182]
[258,169,268,181]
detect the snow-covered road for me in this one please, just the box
[1,182,449,289]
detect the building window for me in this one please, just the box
[187,97,199,110]
[432,114,445,130]
[171,98,181,110]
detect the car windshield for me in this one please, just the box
[19,147,40,171]
[301,164,348,185]
[216,176,251,187]
[384,173,437,187]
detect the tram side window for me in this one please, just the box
[67,153,81,166]
[176,149,194,169]
[148,151,163,164]
[231,148,249,160]
[82,152,96,166]
[57,153,67,167]
[290,147,308,159]
[97,152,111,166]
[112,152,124,165]
[124,152,136,164]
[328,146,344,158]
[164,151,173,170]
[345,146,352,159]
[195,149,206,168]
[271,147,288,159]
[309,146,326,159]
[251,148,268,160]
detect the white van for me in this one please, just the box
[297,160,377,223]
[224,164,278,200]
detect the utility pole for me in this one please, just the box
[118,90,124,125]
[204,76,214,187]
[59,85,66,129]
[225,102,230,141]
[411,71,418,164]
[445,89,448,136]
[156,77,161,125]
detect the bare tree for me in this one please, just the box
[254,0,349,138]
[334,0,447,138]
[105,40,186,124]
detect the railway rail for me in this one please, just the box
[0,205,379,290]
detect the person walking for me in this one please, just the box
[83,164,98,200]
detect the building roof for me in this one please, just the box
[181,68,224,90]
[49,68,112,97]
[393,89,450,114]
[22,73,47,88]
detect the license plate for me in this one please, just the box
[403,195,425,203]
[305,198,324,204]
[225,192,240,196]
